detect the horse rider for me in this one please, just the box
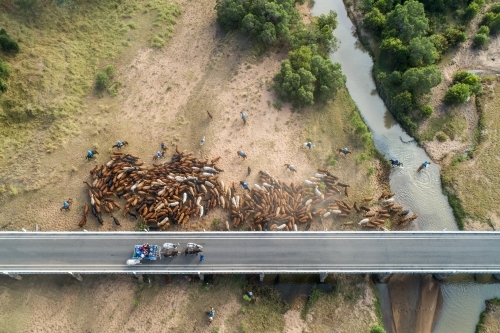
[343,147,348,154]
[61,201,70,211]
[87,150,94,159]
[116,141,123,148]
[209,307,215,322]
[238,151,246,158]
[156,151,163,159]
[240,181,250,191]
[422,161,431,168]
[305,142,314,149]
[241,112,247,125]
[161,142,166,151]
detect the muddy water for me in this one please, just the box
[311,0,456,231]
[310,1,500,332]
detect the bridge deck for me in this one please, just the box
[1,231,499,274]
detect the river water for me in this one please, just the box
[310,1,500,332]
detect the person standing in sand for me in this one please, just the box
[241,112,247,125]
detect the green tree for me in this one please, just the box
[215,0,246,30]
[289,45,312,71]
[384,0,429,43]
[429,34,449,55]
[310,55,346,102]
[0,58,9,94]
[444,83,471,104]
[392,91,413,114]
[274,60,315,107]
[477,25,490,35]
[380,37,408,68]
[408,37,439,67]
[363,8,386,35]
[401,65,441,98]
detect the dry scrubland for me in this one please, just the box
[0,274,378,333]
[0,0,386,331]
[476,298,500,333]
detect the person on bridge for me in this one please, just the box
[199,253,205,262]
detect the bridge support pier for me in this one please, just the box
[494,274,500,281]
[69,272,83,282]
[433,273,454,281]
[198,273,204,281]
[259,273,265,282]
[3,272,22,281]
[319,273,328,283]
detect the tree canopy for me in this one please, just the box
[401,65,441,98]
[407,37,438,67]
[384,0,429,43]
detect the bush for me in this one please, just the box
[453,71,481,95]
[421,105,433,117]
[444,83,471,104]
[105,65,116,78]
[0,30,20,53]
[477,25,490,35]
[436,132,448,142]
[370,325,386,333]
[95,72,110,90]
[473,33,489,48]
[463,2,480,22]
[363,8,387,35]
[444,28,466,46]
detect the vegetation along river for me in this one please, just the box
[311,0,500,332]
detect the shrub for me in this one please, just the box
[436,132,448,142]
[95,72,110,90]
[363,8,386,34]
[444,83,471,104]
[473,33,489,48]
[105,65,116,78]
[477,25,490,35]
[430,34,449,55]
[444,28,466,46]
[453,71,482,94]
[463,2,480,22]
[370,325,386,333]
[420,105,433,117]
[0,30,20,53]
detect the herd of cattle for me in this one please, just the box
[78,147,418,231]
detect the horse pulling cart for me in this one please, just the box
[184,242,203,255]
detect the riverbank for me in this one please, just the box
[475,298,500,333]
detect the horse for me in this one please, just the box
[337,148,351,156]
[112,141,128,149]
[417,162,431,172]
[389,159,403,167]
[237,150,247,160]
[60,198,73,211]
[85,150,99,161]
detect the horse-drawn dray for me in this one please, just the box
[184,242,203,255]
[126,242,203,265]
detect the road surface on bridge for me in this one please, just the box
[1,231,499,274]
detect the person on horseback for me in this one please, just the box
[87,150,94,159]
[208,307,215,323]
[116,141,123,148]
[305,142,314,149]
[240,181,249,191]
[422,161,430,168]
[156,151,162,159]
[343,147,348,154]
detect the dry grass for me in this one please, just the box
[441,82,500,224]
[0,0,180,195]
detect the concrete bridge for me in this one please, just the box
[1,231,500,280]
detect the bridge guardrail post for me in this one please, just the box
[259,273,265,282]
